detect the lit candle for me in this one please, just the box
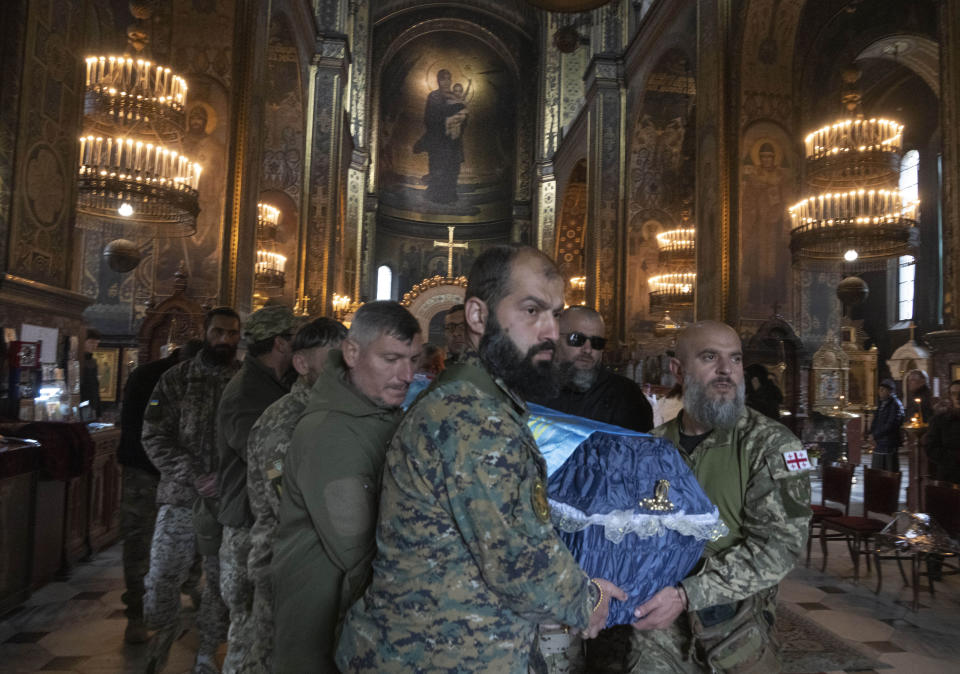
[79,137,87,168]
[155,66,162,98]
[134,141,143,172]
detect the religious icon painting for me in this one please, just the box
[376,30,516,224]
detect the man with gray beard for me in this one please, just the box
[531,306,653,432]
[608,320,811,674]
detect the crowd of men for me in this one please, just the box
[117,243,812,673]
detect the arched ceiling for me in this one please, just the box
[372,0,540,39]
[857,35,939,98]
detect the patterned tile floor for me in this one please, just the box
[1,456,957,673]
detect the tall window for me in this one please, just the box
[897,255,915,321]
[376,265,392,300]
[897,151,919,321]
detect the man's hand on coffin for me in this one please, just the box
[631,584,687,631]
[583,578,628,639]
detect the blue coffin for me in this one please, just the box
[528,403,726,627]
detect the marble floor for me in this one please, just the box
[1,461,959,673]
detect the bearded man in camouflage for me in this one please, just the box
[336,245,626,673]
[611,320,811,673]
[142,307,241,674]
[244,317,346,672]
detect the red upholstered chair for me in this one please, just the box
[820,467,901,582]
[807,462,855,567]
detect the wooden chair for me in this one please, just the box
[806,462,855,567]
[820,467,901,582]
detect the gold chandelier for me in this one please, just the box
[648,272,696,312]
[649,207,696,312]
[77,16,201,240]
[789,68,917,264]
[254,203,286,290]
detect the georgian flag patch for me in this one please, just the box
[783,450,812,471]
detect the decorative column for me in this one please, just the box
[694,0,732,322]
[301,34,350,315]
[940,0,960,328]
[534,14,562,254]
[0,0,91,330]
[221,0,271,312]
[582,54,624,341]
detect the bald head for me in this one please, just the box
[556,307,605,389]
[672,320,745,433]
[675,321,741,365]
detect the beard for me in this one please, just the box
[683,374,745,431]
[558,360,599,392]
[478,315,559,400]
[201,341,237,366]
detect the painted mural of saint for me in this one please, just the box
[413,69,467,203]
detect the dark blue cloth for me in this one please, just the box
[529,404,720,627]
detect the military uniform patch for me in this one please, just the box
[532,478,550,522]
[783,449,812,471]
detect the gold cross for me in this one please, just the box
[433,226,468,278]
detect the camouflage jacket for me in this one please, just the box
[653,407,812,611]
[336,351,596,674]
[142,352,239,508]
[246,375,311,588]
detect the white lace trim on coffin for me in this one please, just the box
[548,500,729,544]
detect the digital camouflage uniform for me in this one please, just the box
[216,314,292,674]
[603,407,811,674]
[119,353,201,634]
[335,352,599,674]
[273,351,403,672]
[142,351,239,672]
[244,375,311,672]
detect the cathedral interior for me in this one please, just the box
[2,0,960,671]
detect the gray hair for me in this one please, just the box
[347,301,421,347]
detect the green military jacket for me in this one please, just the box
[336,351,596,674]
[653,407,812,612]
[217,355,290,527]
[246,375,311,589]
[272,350,402,672]
[142,352,239,508]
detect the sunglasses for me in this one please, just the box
[562,332,607,350]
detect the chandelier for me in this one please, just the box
[789,67,917,265]
[76,4,201,241]
[254,203,286,290]
[649,207,696,312]
[648,272,696,312]
[656,228,696,265]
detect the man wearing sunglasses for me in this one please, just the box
[531,306,653,433]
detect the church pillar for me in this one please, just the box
[346,149,367,300]
[694,0,733,322]
[0,0,91,330]
[220,0,270,313]
[583,54,625,341]
[534,15,562,255]
[939,0,960,329]
[301,34,350,315]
